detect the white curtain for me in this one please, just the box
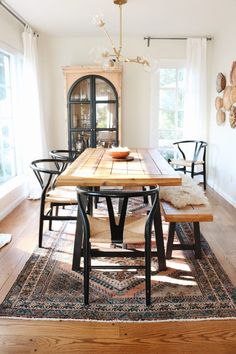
[183,38,207,140]
[20,26,48,198]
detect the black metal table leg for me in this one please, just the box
[72,189,89,271]
[72,209,83,271]
[150,186,167,271]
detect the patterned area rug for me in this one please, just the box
[0,201,236,322]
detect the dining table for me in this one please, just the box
[56,147,182,272]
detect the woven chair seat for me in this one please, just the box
[170,159,204,167]
[46,186,77,203]
[88,215,148,243]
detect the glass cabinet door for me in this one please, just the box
[70,103,91,129]
[70,78,90,101]
[95,78,116,101]
[68,75,118,151]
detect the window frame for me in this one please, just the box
[149,59,186,159]
[0,45,23,186]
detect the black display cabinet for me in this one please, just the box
[64,67,121,151]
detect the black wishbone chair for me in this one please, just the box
[49,149,103,209]
[168,140,208,190]
[30,159,77,248]
[49,149,80,163]
[75,186,160,306]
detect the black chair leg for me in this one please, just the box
[49,204,52,231]
[203,164,206,190]
[145,232,151,306]
[38,201,45,248]
[191,164,195,179]
[84,238,90,306]
[94,187,100,209]
[166,222,176,259]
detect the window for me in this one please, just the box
[0,50,18,184]
[157,63,186,160]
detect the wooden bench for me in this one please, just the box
[161,201,213,259]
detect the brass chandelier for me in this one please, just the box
[92,0,154,70]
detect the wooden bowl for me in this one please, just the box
[216,109,226,125]
[229,105,236,128]
[215,96,223,110]
[223,86,233,111]
[108,148,130,159]
[216,72,226,93]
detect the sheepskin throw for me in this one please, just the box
[160,175,209,209]
[0,234,12,249]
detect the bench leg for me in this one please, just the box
[166,222,176,259]
[193,222,202,259]
[166,222,202,259]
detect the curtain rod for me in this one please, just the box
[144,36,212,47]
[0,1,27,27]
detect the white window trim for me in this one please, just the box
[0,44,26,221]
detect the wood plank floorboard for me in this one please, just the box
[0,188,236,353]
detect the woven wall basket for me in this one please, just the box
[215,96,223,110]
[216,72,226,93]
[223,86,233,111]
[216,109,226,125]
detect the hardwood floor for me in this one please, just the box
[0,188,236,353]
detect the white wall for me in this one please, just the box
[207,14,236,207]
[38,36,186,149]
[0,7,23,52]
[0,7,26,221]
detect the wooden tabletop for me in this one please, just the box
[56,148,182,187]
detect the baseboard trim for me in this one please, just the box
[207,179,236,208]
[0,194,26,221]
[0,176,28,221]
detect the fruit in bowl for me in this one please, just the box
[108,147,130,159]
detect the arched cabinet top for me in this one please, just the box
[63,65,122,97]
[68,75,118,103]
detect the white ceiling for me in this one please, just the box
[3,0,236,37]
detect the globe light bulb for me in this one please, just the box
[143,57,159,73]
[92,12,105,27]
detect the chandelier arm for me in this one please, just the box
[101,25,117,53]
[124,57,149,65]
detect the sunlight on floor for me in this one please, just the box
[153,274,197,286]
[166,258,192,272]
